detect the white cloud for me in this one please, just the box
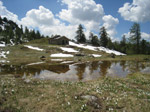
[0,0,120,40]
[21,6,60,28]
[0,1,19,23]
[58,0,104,31]
[40,24,78,39]
[21,6,77,39]
[141,32,150,40]
[102,15,119,40]
[118,0,150,22]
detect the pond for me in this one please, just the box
[0,61,150,81]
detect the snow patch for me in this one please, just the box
[0,43,5,47]
[92,54,102,57]
[10,39,15,46]
[69,41,125,56]
[61,61,74,64]
[0,51,9,58]
[50,53,74,57]
[0,60,10,63]
[51,59,64,61]
[24,45,44,51]
[60,47,78,53]
[69,41,96,51]
[27,62,45,66]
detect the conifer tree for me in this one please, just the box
[75,24,86,43]
[129,23,141,54]
[140,39,147,54]
[99,26,108,47]
[120,35,127,53]
[107,37,113,49]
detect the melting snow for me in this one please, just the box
[0,51,9,58]
[0,60,10,63]
[0,42,5,47]
[50,53,74,57]
[69,41,125,56]
[27,62,45,66]
[60,47,78,53]
[61,61,74,64]
[10,39,15,46]
[92,54,102,57]
[51,59,64,61]
[0,44,5,47]
[24,45,44,51]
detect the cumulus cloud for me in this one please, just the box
[20,5,77,39]
[0,0,120,40]
[40,24,78,39]
[118,0,150,22]
[102,15,119,40]
[0,1,19,23]
[141,32,150,40]
[21,6,60,28]
[58,0,104,31]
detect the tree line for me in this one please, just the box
[75,23,150,55]
[0,17,46,45]
[0,17,150,55]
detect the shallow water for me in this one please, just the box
[0,61,150,81]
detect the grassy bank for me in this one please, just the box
[0,73,150,112]
[1,42,150,65]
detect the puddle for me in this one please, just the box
[0,61,150,81]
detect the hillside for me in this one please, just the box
[0,17,46,46]
[0,37,127,64]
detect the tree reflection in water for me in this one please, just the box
[0,61,150,81]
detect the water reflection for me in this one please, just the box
[0,61,150,81]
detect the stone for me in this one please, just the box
[81,95,98,102]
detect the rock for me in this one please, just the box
[24,79,31,83]
[75,53,85,56]
[40,56,46,61]
[81,95,103,110]
[110,53,115,58]
[81,95,98,102]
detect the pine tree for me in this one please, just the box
[36,30,41,39]
[107,38,113,49]
[140,39,147,54]
[99,26,108,47]
[31,30,36,40]
[15,27,22,44]
[120,35,127,53]
[75,24,86,43]
[130,23,141,54]
[89,32,94,42]
[89,32,100,46]
[0,17,3,24]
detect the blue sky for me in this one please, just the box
[0,0,150,41]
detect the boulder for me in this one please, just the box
[40,56,46,61]
[110,53,115,58]
[75,53,85,56]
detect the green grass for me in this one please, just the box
[0,73,150,112]
[1,38,150,65]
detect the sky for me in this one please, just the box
[0,0,150,41]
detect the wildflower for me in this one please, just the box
[12,89,14,92]
[74,96,77,99]
[67,102,70,105]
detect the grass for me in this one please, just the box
[1,39,150,111]
[0,73,150,112]
[1,41,150,66]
